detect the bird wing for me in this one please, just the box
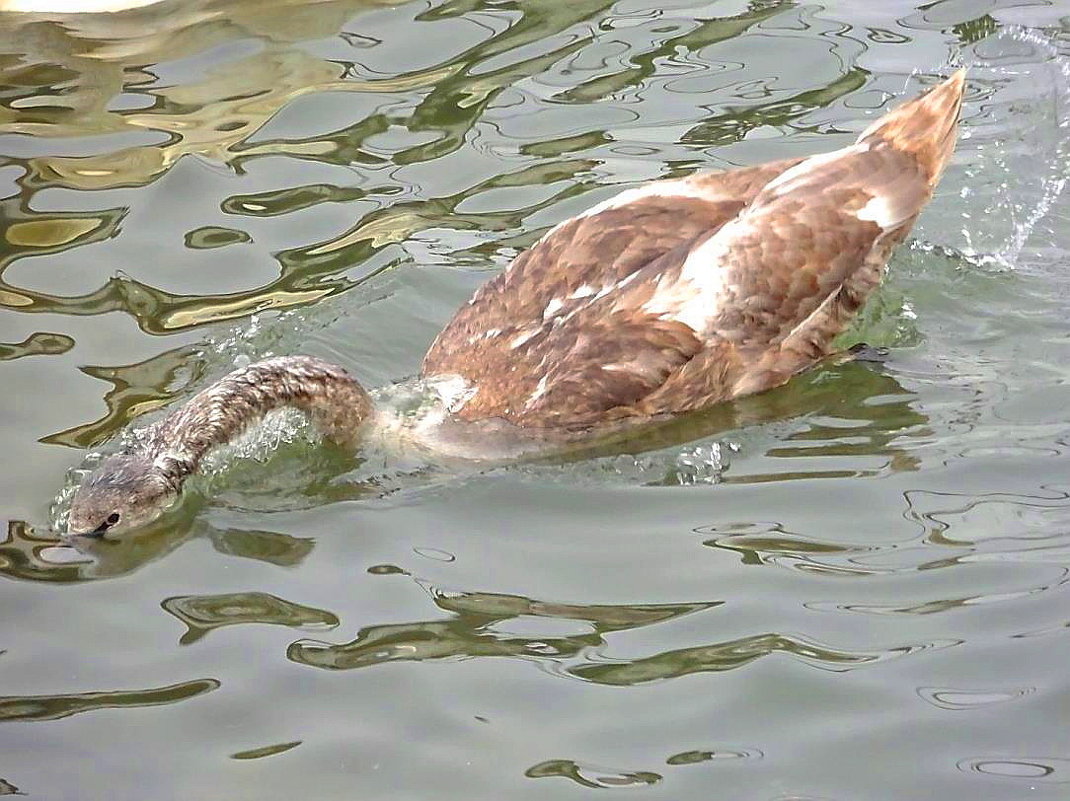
[437,143,929,427]
[422,158,802,425]
[639,141,933,412]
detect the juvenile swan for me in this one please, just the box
[68,71,966,536]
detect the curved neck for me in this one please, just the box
[141,356,373,482]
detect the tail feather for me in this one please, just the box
[857,69,966,186]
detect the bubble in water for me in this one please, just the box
[671,441,736,485]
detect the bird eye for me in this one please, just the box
[106,513,121,525]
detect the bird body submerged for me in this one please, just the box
[67,70,966,536]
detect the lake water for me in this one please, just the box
[1,1,1069,799]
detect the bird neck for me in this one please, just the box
[143,356,373,481]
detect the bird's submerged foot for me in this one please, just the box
[846,342,891,363]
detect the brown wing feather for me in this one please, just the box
[719,144,928,349]
[717,143,930,396]
[508,311,704,427]
[633,142,932,406]
[422,159,803,426]
[422,158,803,377]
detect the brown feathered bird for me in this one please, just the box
[68,70,966,536]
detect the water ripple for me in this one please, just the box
[958,756,1070,784]
[525,759,661,789]
[916,685,1035,711]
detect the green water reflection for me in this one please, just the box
[1,0,1068,799]
[0,678,219,722]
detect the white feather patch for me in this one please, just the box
[855,194,906,230]
[569,284,597,299]
[542,297,565,319]
[526,375,550,408]
[641,231,734,336]
[510,328,539,349]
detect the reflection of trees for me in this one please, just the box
[0,678,218,722]
[525,759,661,789]
[555,1,789,105]
[40,344,205,448]
[289,587,718,673]
[0,516,314,582]
[287,583,944,685]
[570,632,888,686]
[0,331,72,360]
[162,590,338,644]
[0,0,880,339]
[680,69,868,147]
[0,520,84,582]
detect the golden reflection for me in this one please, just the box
[5,217,104,247]
[0,205,125,272]
[0,0,891,346]
[21,46,445,192]
[0,0,406,139]
[0,331,73,360]
[0,1,166,11]
[0,289,32,307]
[41,344,206,448]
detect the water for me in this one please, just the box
[1,1,1069,798]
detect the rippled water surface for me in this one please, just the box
[2,1,1069,798]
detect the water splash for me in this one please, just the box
[918,27,1069,270]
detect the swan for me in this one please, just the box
[67,70,966,536]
